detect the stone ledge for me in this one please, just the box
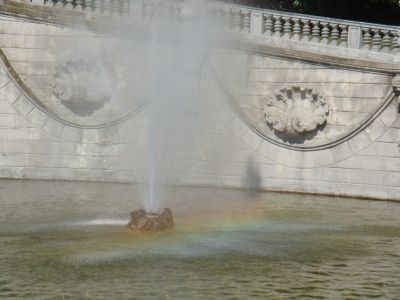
[227,38,400,75]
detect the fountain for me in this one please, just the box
[1,0,400,298]
[129,0,212,225]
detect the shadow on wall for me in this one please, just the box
[243,156,261,197]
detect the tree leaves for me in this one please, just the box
[222,0,400,25]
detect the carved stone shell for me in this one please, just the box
[51,60,112,116]
[264,86,329,138]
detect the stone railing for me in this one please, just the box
[21,0,182,18]
[37,0,132,16]
[8,0,400,55]
[207,1,400,54]
[141,0,182,20]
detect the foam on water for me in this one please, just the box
[64,220,348,267]
[65,218,128,226]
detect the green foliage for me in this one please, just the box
[224,0,400,25]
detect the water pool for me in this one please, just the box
[0,180,399,299]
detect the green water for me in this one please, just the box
[0,180,399,299]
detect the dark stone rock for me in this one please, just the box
[128,208,174,232]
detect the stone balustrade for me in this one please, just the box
[42,0,131,16]
[207,1,400,54]
[141,0,181,20]
[21,0,182,18]
[7,0,400,55]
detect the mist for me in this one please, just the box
[123,0,217,212]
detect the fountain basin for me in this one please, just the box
[2,181,400,299]
[127,208,174,232]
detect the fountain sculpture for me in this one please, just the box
[128,208,174,232]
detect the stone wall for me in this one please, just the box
[0,14,400,201]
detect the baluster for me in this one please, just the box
[301,19,311,41]
[166,4,173,19]
[310,20,320,42]
[381,30,391,52]
[339,24,348,47]
[330,23,339,46]
[45,0,55,6]
[242,11,251,33]
[213,7,224,27]
[282,16,291,38]
[75,0,83,11]
[169,2,174,19]
[55,0,64,7]
[163,2,170,19]
[207,5,214,16]
[173,3,182,20]
[103,0,111,14]
[92,0,98,12]
[142,0,150,18]
[157,2,166,18]
[147,1,156,19]
[371,28,382,51]
[172,3,181,20]
[392,31,399,53]
[218,7,225,24]
[223,7,232,30]
[320,22,330,44]
[170,2,177,19]
[231,8,242,31]
[158,1,165,18]
[263,14,273,36]
[111,0,120,15]
[84,0,91,12]
[65,0,73,9]
[121,0,129,17]
[178,3,183,20]
[291,18,301,40]
[273,15,282,37]
[362,28,372,49]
